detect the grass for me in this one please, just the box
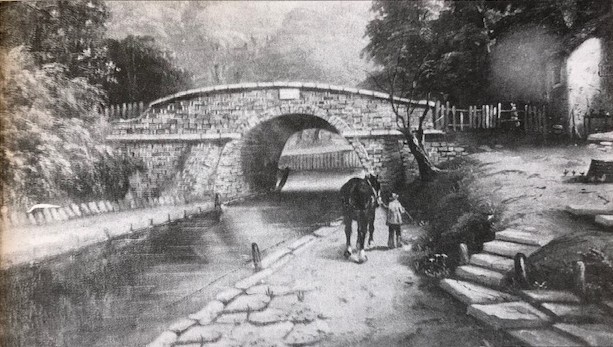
[400,156,503,276]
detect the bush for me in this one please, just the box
[1,47,143,208]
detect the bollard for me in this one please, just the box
[459,243,470,265]
[514,253,529,289]
[184,210,187,219]
[252,243,262,272]
[130,223,133,232]
[215,193,221,209]
[198,207,202,214]
[150,218,154,226]
[575,261,586,300]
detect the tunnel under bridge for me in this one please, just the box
[107,82,434,201]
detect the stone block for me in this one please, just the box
[440,279,519,305]
[215,288,243,304]
[168,318,197,333]
[188,300,225,325]
[495,229,554,246]
[455,265,506,288]
[520,290,581,304]
[249,308,288,326]
[554,323,613,346]
[224,294,271,313]
[540,303,608,323]
[595,215,613,228]
[176,326,222,345]
[146,331,177,347]
[566,204,613,216]
[483,240,540,258]
[97,201,108,213]
[469,253,514,272]
[70,203,82,217]
[508,328,583,347]
[468,301,552,329]
[87,201,100,214]
[215,312,248,324]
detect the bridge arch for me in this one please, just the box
[108,82,431,200]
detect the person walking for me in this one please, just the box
[382,192,407,249]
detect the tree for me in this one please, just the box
[0,0,114,85]
[104,35,192,104]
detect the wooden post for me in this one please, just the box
[252,242,262,271]
[460,112,464,131]
[496,103,502,128]
[434,100,441,129]
[468,106,473,129]
[543,105,548,140]
[444,101,450,130]
[514,253,529,289]
[575,261,586,300]
[459,243,469,265]
[139,101,145,116]
[452,105,457,131]
[122,103,127,119]
[524,105,529,132]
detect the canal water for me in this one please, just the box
[1,168,363,347]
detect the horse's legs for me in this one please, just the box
[343,214,353,258]
[356,219,368,263]
[367,212,375,247]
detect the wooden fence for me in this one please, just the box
[101,101,146,120]
[584,110,613,137]
[432,101,548,135]
[278,150,361,171]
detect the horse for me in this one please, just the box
[339,174,381,263]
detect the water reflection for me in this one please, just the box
[1,169,361,347]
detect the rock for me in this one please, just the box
[482,240,540,258]
[189,300,225,325]
[146,331,177,347]
[168,318,197,333]
[469,253,514,272]
[468,301,552,329]
[215,288,243,304]
[176,326,222,345]
[600,141,613,146]
[249,308,288,325]
[224,294,271,313]
[455,265,506,288]
[540,303,608,323]
[508,329,583,347]
[520,290,581,304]
[216,312,248,324]
[284,321,329,346]
[246,284,293,296]
[478,145,493,152]
[440,279,518,305]
[495,229,554,246]
[554,323,613,346]
[269,294,300,311]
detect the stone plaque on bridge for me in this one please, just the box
[279,88,300,100]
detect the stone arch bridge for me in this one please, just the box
[108,82,432,200]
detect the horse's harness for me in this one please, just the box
[345,178,379,213]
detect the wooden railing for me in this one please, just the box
[101,101,146,120]
[433,101,549,135]
[278,150,361,171]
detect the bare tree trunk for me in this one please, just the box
[400,128,440,181]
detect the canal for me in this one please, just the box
[1,168,363,347]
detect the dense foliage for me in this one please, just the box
[0,48,143,208]
[363,0,612,105]
[104,35,191,104]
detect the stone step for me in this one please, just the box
[439,278,518,305]
[508,328,584,347]
[566,204,613,216]
[540,303,609,324]
[554,323,613,347]
[595,215,613,228]
[483,240,540,258]
[520,290,581,304]
[495,229,554,246]
[469,253,514,272]
[468,301,553,330]
[455,265,507,288]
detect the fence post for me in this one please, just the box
[524,105,529,132]
[434,100,441,129]
[444,101,450,130]
[451,105,457,131]
[497,103,502,129]
[460,111,464,131]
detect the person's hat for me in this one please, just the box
[391,193,399,199]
